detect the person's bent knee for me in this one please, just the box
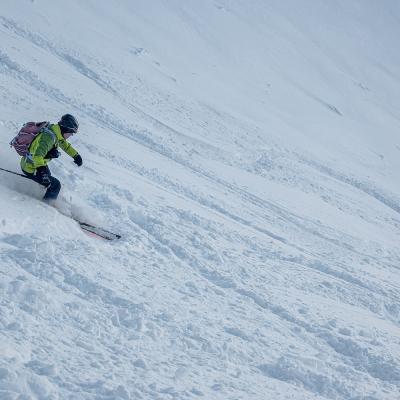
[51,177,61,191]
[44,177,61,200]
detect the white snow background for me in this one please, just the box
[0,1,399,399]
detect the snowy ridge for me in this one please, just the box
[0,1,400,399]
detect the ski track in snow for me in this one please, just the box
[1,1,400,399]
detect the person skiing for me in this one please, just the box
[20,114,83,201]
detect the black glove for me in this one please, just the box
[36,166,51,186]
[45,147,60,159]
[73,154,83,167]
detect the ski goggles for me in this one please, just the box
[62,126,78,134]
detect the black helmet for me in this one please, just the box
[59,114,79,133]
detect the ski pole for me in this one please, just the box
[0,167,29,179]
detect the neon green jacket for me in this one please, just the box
[21,123,78,174]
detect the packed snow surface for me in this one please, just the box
[1,1,400,399]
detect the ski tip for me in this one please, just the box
[78,222,122,241]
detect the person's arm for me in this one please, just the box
[58,138,78,158]
[59,138,82,166]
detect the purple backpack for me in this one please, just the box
[10,121,50,156]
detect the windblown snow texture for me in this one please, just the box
[0,1,399,399]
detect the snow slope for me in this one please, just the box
[1,1,400,399]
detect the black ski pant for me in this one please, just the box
[23,166,61,200]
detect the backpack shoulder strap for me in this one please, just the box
[40,123,56,143]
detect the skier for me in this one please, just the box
[20,114,83,201]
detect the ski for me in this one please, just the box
[77,221,121,241]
